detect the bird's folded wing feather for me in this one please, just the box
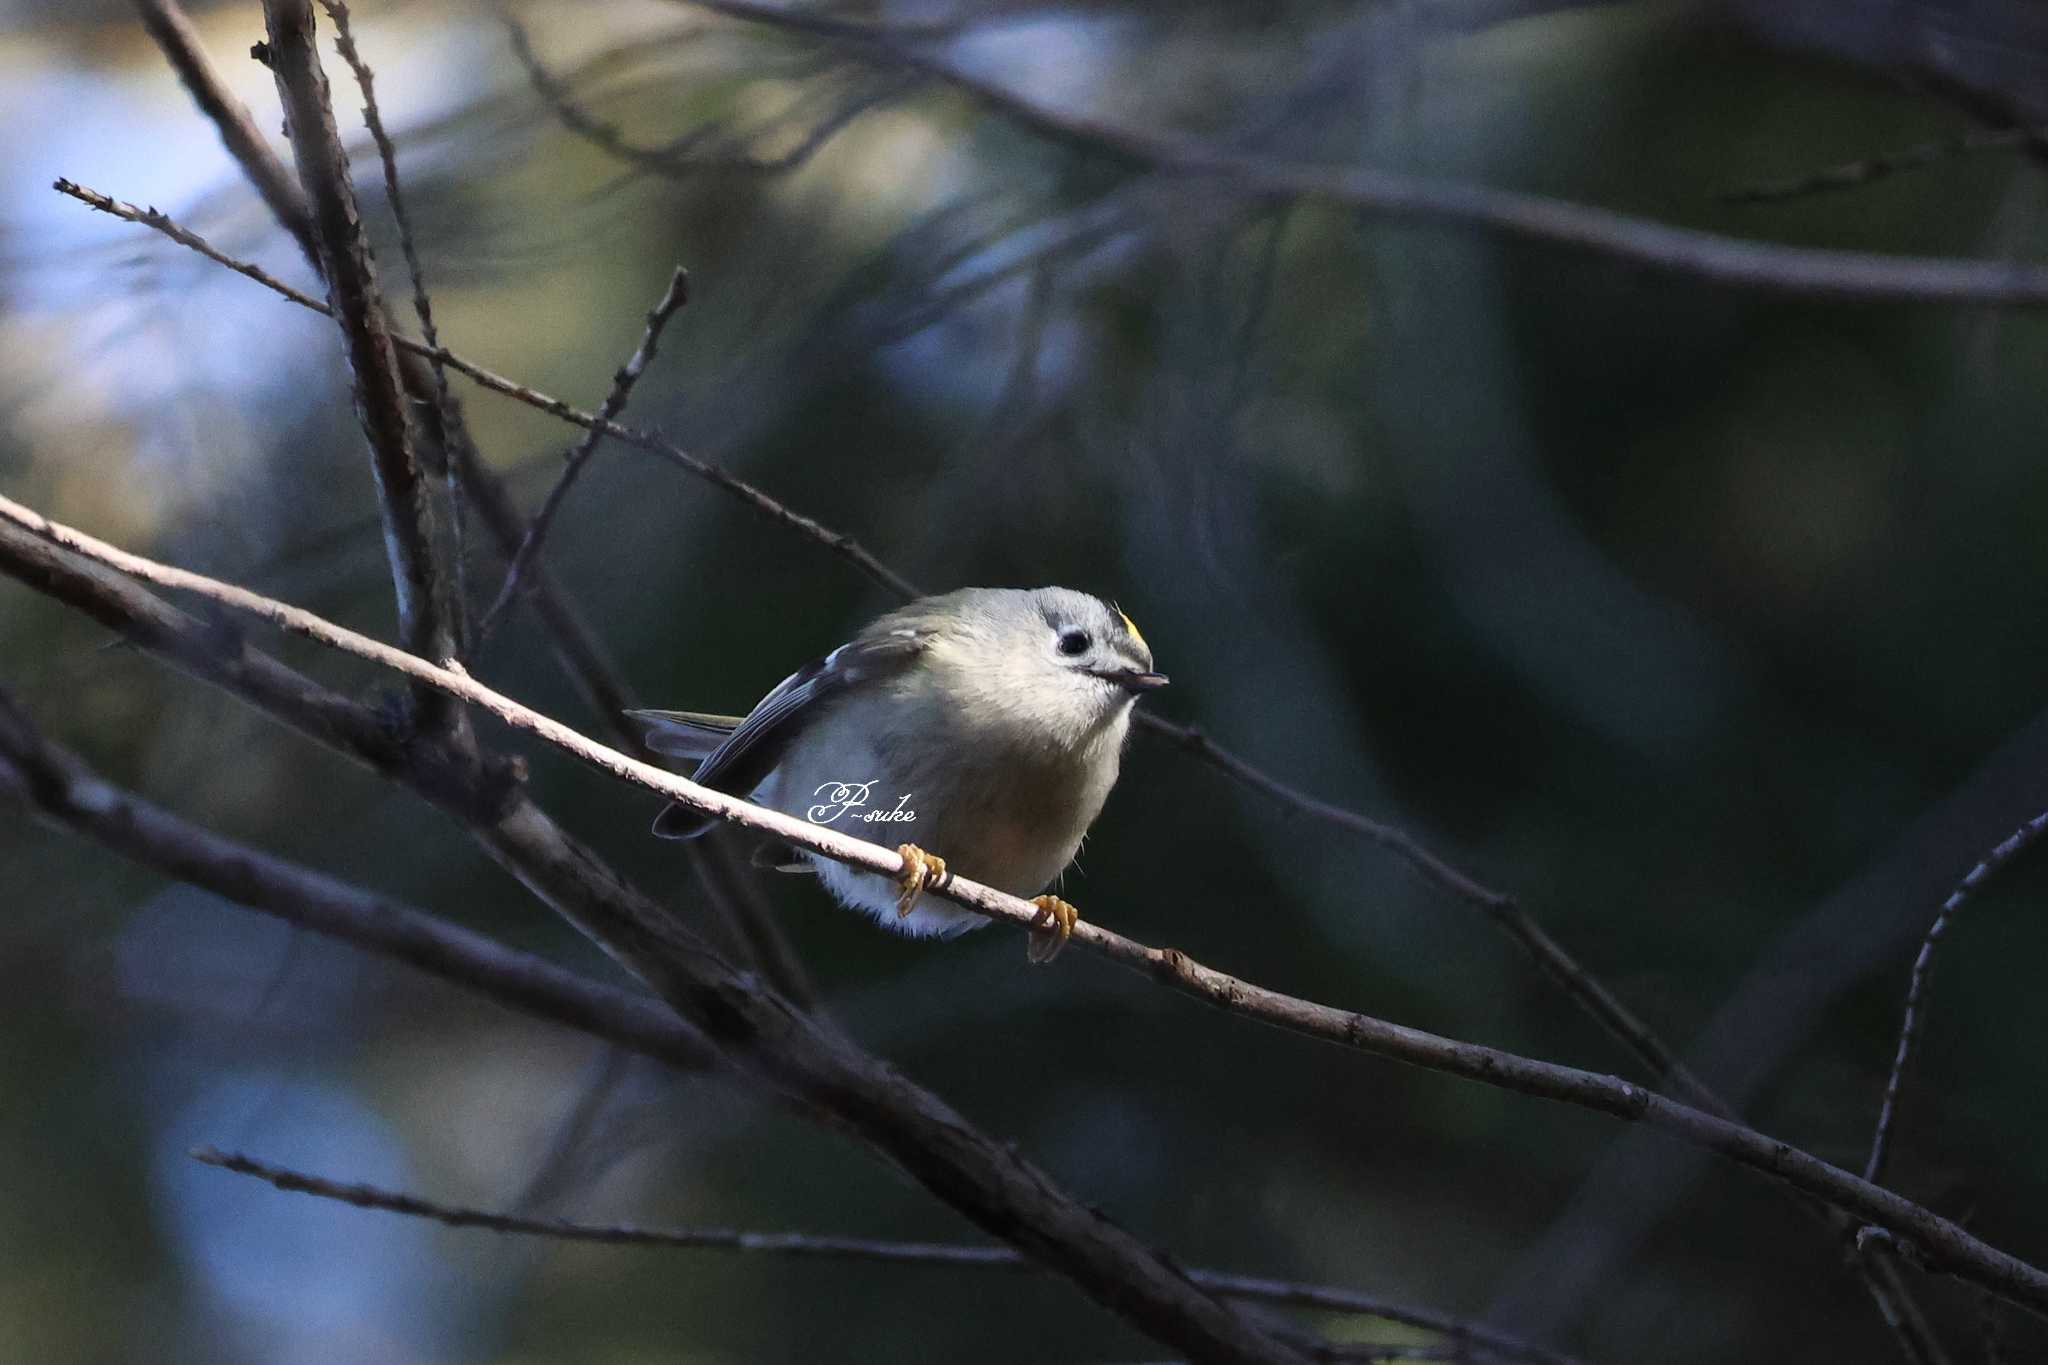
[627,709,743,761]
[633,620,934,839]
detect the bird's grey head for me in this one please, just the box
[917,587,1166,752]
[1019,587,1166,698]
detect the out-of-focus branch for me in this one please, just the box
[191,1146,1585,1365]
[1866,808,2048,1186]
[0,688,719,1077]
[1723,126,2048,205]
[132,0,313,244]
[259,0,461,717]
[52,179,919,600]
[649,0,2048,305]
[478,267,690,647]
[3,501,2045,1323]
[0,511,1310,1365]
[504,17,911,179]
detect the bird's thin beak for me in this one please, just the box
[1087,665,1169,692]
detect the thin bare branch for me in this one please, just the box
[259,0,460,711]
[320,0,471,650]
[477,267,690,647]
[1134,718,1726,1111]
[1865,808,2048,1185]
[3,500,2045,1322]
[190,1147,1584,1365]
[658,0,2048,306]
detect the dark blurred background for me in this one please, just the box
[5,1,2048,1361]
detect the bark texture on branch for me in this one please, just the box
[261,0,459,690]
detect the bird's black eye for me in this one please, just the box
[1057,628,1092,656]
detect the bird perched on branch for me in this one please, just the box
[633,587,1167,962]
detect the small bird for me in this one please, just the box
[632,587,1167,962]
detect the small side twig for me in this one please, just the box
[320,0,471,651]
[1864,807,2048,1186]
[1723,126,2048,206]
[476,266,690,648]
[191,1147,1583,1365]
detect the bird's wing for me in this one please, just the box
[645,621,935,840]
[627,709,743,762]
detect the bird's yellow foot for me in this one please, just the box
[895,844,947,918]
[1027,895,1078,964]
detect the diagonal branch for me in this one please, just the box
[191,1146,1584,1365]
[320,0,471,650]
[259,0,461,711]
[2,497,2044,1323]
[0,687,719,1078]
[0,507,1310,1365]
[1131,717,1721,1109]
[1865,808,2048,1186]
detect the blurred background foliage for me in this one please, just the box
[4,0,2048,1361]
